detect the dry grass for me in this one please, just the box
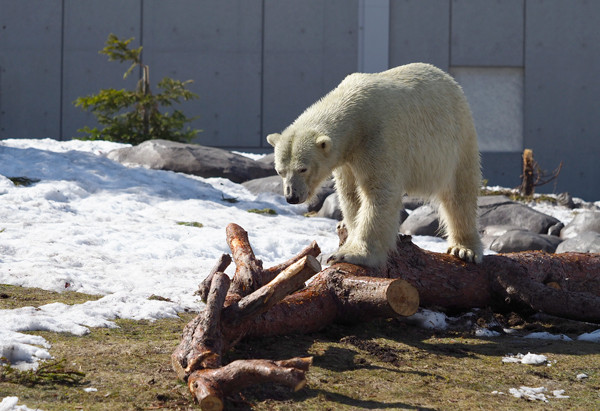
[1,284,599,410]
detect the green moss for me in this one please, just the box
[8,177,40,187]
[176,221,203,228]
[247,208,277,215]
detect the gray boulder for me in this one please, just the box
[560,211,600,239]
[242,175,282,196]
[489,229,563,253]
[481,225,522,249]
[317,193,343,221]
[399,205,440,237]
[402,196,425,210]
[107,139,276,183]
[256,152,275,169]
[478,196,560,234]
[555,231,600,253]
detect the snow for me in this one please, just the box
[502,352,548,365]
[0,397,41,411]
[577,329,600,343]
[524,331,573,341]
[507,386,569,402]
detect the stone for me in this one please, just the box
[547,222,564,237]
[307,179,336,212]
[317,193,343,221]
[242,175,282,196]
[256,152,275,169]
[478,198,560,234]
[555,231,600,254]
[402,196,425,210]
[107,139,276,183]
[560,211,600,239]
[399,205,440,237]
[480,225,522,249]
[489,229,563,253]
[557,192,575,209]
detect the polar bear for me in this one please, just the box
[267,63,483,268]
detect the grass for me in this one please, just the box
[1,285,599,410]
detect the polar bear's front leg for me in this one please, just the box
[328,186,401,268]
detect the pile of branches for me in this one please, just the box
[172,223,600,410]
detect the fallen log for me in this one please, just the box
[172,223,420,409]
[173,223,600,409]
[188,357,312,411]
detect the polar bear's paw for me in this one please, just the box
[447,244,482,264]
[327,243,386,268]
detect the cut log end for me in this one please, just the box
[387,279,420,316]
[199,396,223,411]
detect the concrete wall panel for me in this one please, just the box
[262,0,358,139]
[525,0,600,200]
[451,67,523,152]
[142,0,262,147]
[389,0,450,71]
[0,1,62,139]
[451,0,524,67]
[62,0,141,140]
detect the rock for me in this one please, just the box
[489,229,563,253]
[402,196,425,210]
[478,197,560,234]
[477,195,515,208]
[256,152,275,169]
[107,139,276,183]
[547,222,564,237]
[560,211,600,239]
[557,192,575,209]
[242,175,282,196]
[555,231,600,253]
[317,193,343,221]
[480,225,522,249]
[308,179,336,212]
[399,205,440,237]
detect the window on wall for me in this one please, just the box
[450,67,524,153]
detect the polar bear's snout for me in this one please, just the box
[283,176,308,204]
[284,185,300,204]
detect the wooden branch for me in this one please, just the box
[226,223,263,296]
[222,255,321,327]
[188,357,312,411]
[196,254,232,303]
[172,272,230,381]
[239,267,420,339]
[262,240,321,283]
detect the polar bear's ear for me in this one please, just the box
[316,135,332,156]
[266,133,281,147]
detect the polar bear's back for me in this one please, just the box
[333,63,478,196]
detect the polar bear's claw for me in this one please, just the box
[447,245,481,264]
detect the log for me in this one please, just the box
[188,357,312,411]
[173,223,421,409]
[174,223,600,409]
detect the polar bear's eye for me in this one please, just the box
[299,168,308,174]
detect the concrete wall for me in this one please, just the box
[1,0,598,200]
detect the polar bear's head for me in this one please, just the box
[267,129,332,204]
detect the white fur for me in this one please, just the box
[267,63,483,267]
